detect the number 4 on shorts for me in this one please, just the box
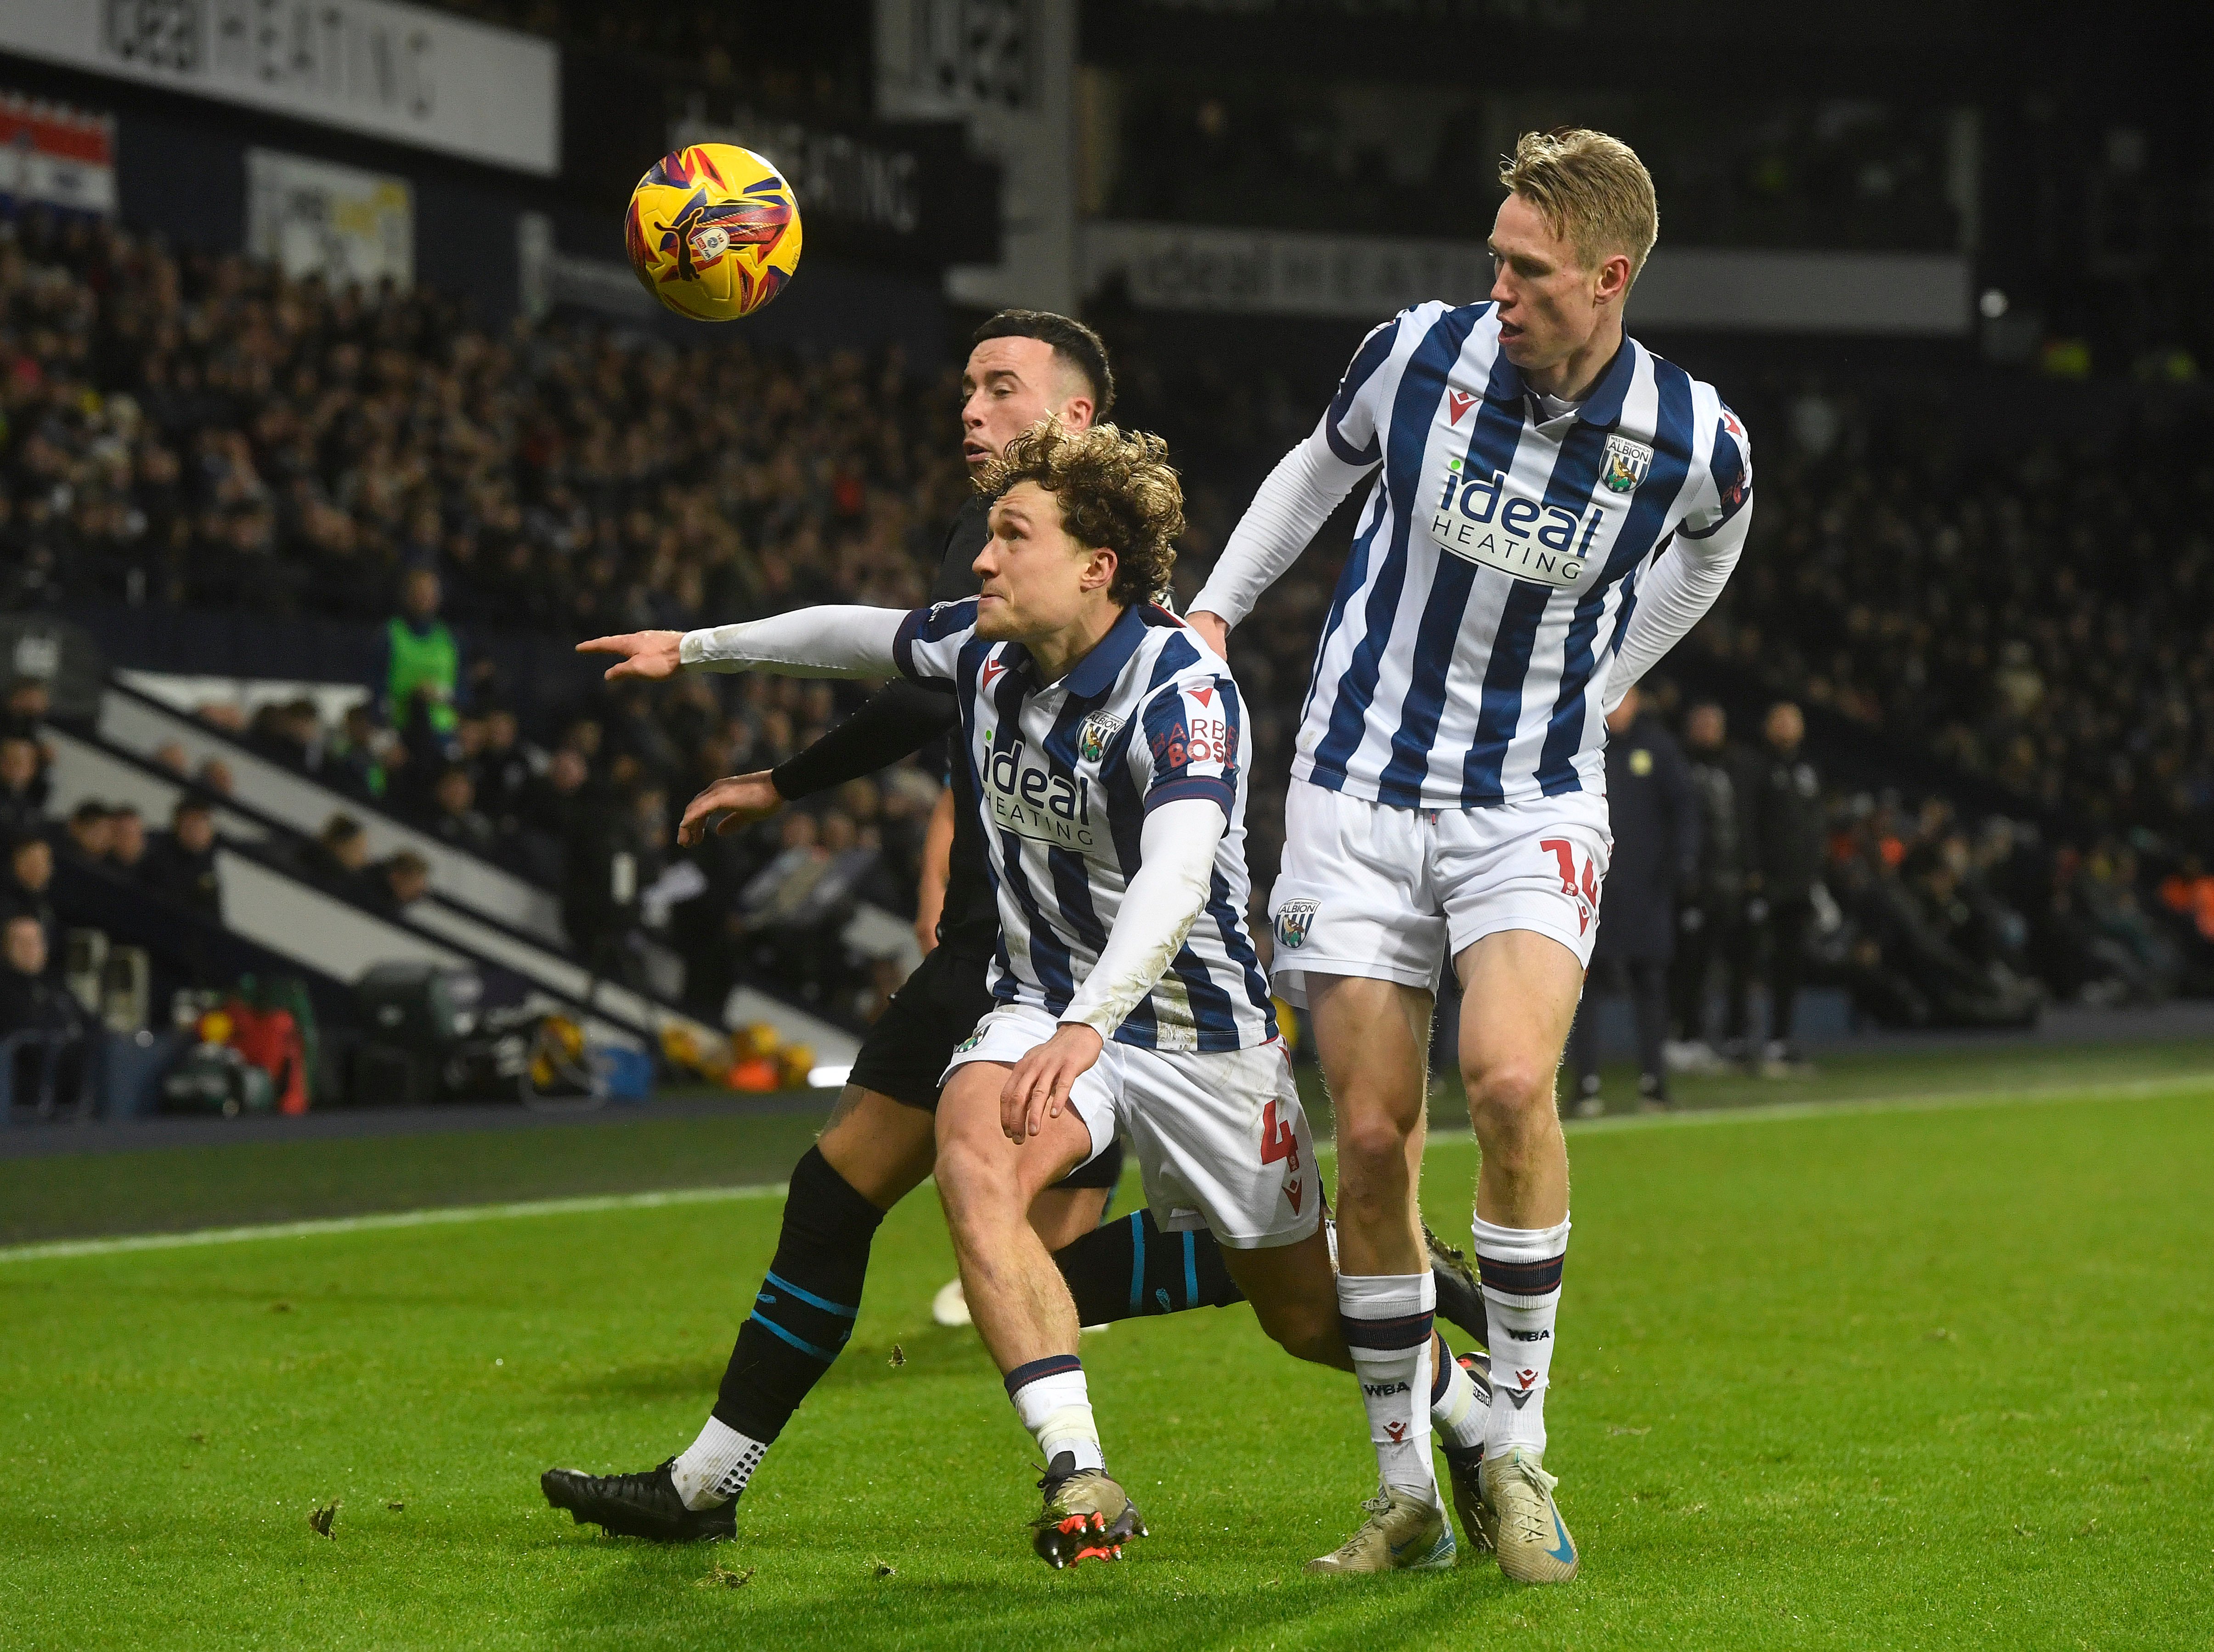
[1260,1099,1300,1172]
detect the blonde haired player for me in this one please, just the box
[1187,129,1754,1580]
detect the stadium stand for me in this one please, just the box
[4,195,2211,1107]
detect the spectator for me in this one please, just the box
[427,765,496,854]
[140,796,222,915]
[297,812,371,893]
[360,850,432,922]
[378,567,462,739]
[1668,701,1750,1070]
[1,834,57,957]
[475,706,533,836]
[62,801,114,864]
[1567,687,1700,1115]
[1738,702,1825,1075]
[1,677,51,740]
[0,912,88,1113]
[106,803,148,878]
[0,734,46,840]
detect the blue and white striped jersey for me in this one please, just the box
[894,598,1277,1053]
[1294,300,1751,810]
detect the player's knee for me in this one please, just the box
[1333,1106,1415,1186]
[931,1136,1014,1229]
[1259,1303,1347,1369]
[1463,1058,1555,1135]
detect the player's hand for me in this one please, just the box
[576,630,685,681]
[1000,1023,1105,1143]
[678,771,783,845]
[1185,609,1231,658]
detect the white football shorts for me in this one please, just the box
[1267,780,1613,1007]
[943,1003,1321,1250]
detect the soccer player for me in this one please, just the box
[1186,129,1755,1582]
[575,423,1495,1572]
[541,316,1488,1548]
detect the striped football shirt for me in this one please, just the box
[895,598,1276,1053]
[1293,299,1751,809]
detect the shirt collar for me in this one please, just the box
[1481,330,1639,429]
[1058,603,1148,700]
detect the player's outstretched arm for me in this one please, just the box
[578,605,909,683]
[1000,797,1227,1142]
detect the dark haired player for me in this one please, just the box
[541,313,1486,1545]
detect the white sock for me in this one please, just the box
[670,1415,768,1511]
[1473,1213,1570,1457]
[1006,1356,1104,1472]
[1429,1334,1488,1453]
[1339,1273,1438,1504]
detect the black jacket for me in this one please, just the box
[769,495,995,963]
[1745,744,1825,904]
[1594,713,1700,962]
[1682,743,1749,904]
[140,833,222,916]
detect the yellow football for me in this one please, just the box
[624,143,802,321]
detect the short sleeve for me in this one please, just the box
[1681,404,1753,539]
[1320,314,1403,468]
[894,598,980,682]
[1137,675,1241,818]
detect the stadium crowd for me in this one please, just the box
[2,206,2211,1041]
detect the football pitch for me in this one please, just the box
[5,1068,2211,1649]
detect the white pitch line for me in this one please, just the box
[5,1068,2208,1267]
[0,1182,789,1265]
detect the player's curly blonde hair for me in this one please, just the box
[1499,127,1659,287]
[975,420,1184,607]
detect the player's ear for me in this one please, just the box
[1595,251,1633,305]
[1058,393,1095,433]
[1081,546,1118,595]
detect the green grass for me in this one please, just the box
[5,1078,2213,1648]
[9,1036,2209,1249]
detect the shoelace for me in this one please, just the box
[1494,1460,1560,1545]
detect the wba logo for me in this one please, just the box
[1362,1381,1412,1398]
[985,738,1099,852]
[1429,457,1606,590]
[1077,710,1123,764]
[1275,898,1318,950]
[1505,1327,1552,1342]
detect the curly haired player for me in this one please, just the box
[569,423,1493,1572]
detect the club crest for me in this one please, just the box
[1275,898,1319,950]
[1600,434,1653,494]
[1078,711,1123,763]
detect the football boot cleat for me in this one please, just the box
[1304,1484,1457,1574]
[1031,1451,1147,1568]
[540,1458,735,1543]
[1478,1446,1579,1583]
[1424,1223,1491,1348]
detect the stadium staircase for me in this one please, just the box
[45,677,864,1067]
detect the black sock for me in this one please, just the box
[1052,1208,1245,1324]
[711,1147,884,1443]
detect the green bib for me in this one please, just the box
[385,618,459,733]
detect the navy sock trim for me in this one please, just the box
[1476,1252,1565,1297]
[1005,1353,1083,1396]
[1340,1309,1435,1352]
[1430,1334,1454,1405]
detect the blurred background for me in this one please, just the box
[2,0,2209,1136]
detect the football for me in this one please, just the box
[624,143,802,321]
